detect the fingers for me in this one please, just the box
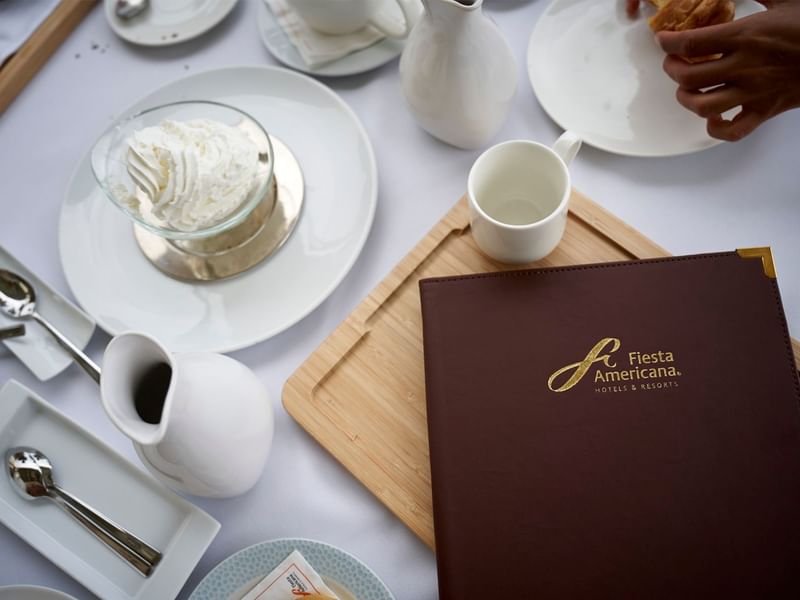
[662,54,735,90]
[671,79,766,142]
[675,85,749,118]
[656,26,738,60]
[707,110,766,141]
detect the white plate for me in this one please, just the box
[0,380,220,600]
[527,0,764,157]
[0,245,95,381]
[104,0,238,46]
[59,66,377,353]
[258,0,404,77]
[0,586,77,600]
[189,538,394,600]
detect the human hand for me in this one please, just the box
[626,0,642,17]
[658,0,800,140]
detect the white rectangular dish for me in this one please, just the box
[0,246,95,380]
[0,380,220,599]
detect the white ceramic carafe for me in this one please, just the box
[399,0,517,150]
[100,332,274,498]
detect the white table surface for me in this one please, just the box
[1,1,798,598]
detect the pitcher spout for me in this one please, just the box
[100,332,175,447]
[424,0,482,20]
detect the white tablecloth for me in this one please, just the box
[0,1,798,599]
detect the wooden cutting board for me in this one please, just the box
[0,1,97,114]
[283,191,800,549]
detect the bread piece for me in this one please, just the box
[646,0,734,62]
[648,0,734,33]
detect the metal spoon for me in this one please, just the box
[6,447,162,577]
[115,0,149,20]
[0,269,100,384]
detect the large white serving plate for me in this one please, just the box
[0,380,220,600]
[527,0,764,157]
[59,66,377,354]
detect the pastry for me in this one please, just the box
[647,0,735,34]
[646,0,734,62]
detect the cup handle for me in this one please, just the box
[369,0,421,39]
[552,130,582,166]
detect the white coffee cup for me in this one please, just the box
[467,131,582,264]
[287,0,419,38]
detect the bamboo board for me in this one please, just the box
[0,0,97,114]
[283,191,800,549]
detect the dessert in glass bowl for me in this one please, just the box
[90,101,284,280]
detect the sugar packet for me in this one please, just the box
[242,549,340,600]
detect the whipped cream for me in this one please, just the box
[124,118,259,232]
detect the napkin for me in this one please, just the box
[242,549,340,600]
[263,0,385,67]
[0,0,60,66]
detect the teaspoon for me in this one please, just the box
[115,0,149,20]
[0,269,101,384]
[6,447,162,577]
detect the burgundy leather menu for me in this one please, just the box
[419,251,800,599]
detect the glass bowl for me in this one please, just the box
[90,100,274,241]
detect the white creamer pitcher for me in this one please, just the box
[100,332,274,498]
[400,0,517,150]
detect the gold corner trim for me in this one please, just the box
[736,247,777,279]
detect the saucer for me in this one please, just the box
[189,538,394,600]
[104,0,238,46]
[527,0,764,156]
[59,66,377,353]
[258,0,405,77]
[0,587,77,600]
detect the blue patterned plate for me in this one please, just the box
[189,538,395,600]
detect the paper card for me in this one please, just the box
[242,549,339,600]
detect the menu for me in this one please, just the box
[419,250,800,598]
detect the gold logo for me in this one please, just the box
[547,338,621,393]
